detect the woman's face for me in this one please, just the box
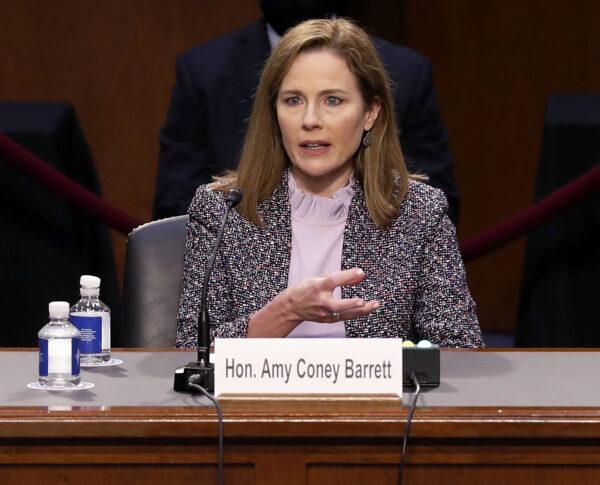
[276,49,380,196]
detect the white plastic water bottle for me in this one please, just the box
[70,275,111,364]
[38,301,81,387]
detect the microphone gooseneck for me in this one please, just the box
[198,187,243,364]
[174,187,243,394]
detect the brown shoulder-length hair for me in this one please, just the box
[214,18,415,227]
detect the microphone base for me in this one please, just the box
[402,346,440,388]
[174,361,215,393]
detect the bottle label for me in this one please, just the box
[72,338,80,375]
[70,315,102,354]
[39,338,77,375]
[39,338,48,376]
[101,313,111,350]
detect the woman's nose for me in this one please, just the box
[301,103,322,130]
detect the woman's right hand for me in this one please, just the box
[247,268,380,337]
[283,267,380,323]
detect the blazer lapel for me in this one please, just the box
[257,171,292,299]
[341,181,386,337]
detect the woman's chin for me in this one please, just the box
[292,160,350,178]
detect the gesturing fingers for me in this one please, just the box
[328,299,381,322]
[329,297,368,314]
[321,268,366,291]
[286,269,375,324]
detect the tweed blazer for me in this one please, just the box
[175,173,483,348]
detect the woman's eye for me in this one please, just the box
[285,96,302,106]
[326,96,341,106]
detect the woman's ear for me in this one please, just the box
[364,98,382,131]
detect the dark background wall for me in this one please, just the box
[1,0,599,335]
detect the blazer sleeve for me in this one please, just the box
[412,192,484,348]
[153,55,211,220]
[175,189,251,348]
[400,57,460,224]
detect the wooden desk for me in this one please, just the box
[2,349,600,484]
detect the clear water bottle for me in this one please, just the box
[38,301,81,387]
[70,275,111,364]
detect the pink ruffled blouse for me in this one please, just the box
[285,172,354,338]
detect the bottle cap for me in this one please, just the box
[49,301,70,319]
[80,275,101,288]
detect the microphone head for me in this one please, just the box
[225,187,243,208]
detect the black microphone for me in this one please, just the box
[174,187,243,393]
[225,187,243,208]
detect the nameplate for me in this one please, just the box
[214,338,402,397]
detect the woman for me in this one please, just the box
[176,18,484,348]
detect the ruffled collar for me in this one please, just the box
[288,170,355,222]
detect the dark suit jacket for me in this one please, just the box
[154,18,459,222]
[175,174,482,348]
